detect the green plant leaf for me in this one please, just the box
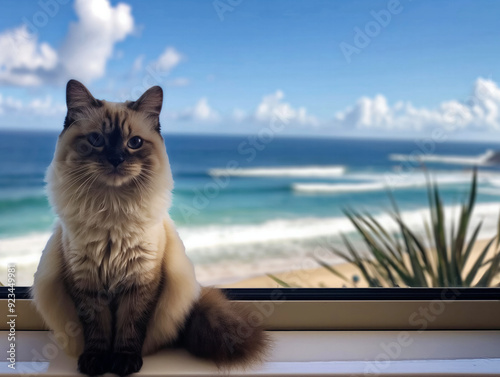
[314,258,349,282]
[326,170,496,289]
[267,274,293,288]
[465,237,496,286]
[462,221,483,271]
[474,251,500,287]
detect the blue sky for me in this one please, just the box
[1,0,500,139]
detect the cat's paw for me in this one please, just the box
[77,351,111,376]
[109,352,143,376]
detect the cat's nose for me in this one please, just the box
[108,154,125,167]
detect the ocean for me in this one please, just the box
[2,130,500,286]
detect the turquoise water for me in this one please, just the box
[2,131,500,284]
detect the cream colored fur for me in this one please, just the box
[31,98,200,357]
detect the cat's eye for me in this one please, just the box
[87,132,104,147]
[128,136,143,149]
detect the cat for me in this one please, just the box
[31,80,269,376]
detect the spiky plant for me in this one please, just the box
[322,170,500,287]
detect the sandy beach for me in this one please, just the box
[222,238,500,288]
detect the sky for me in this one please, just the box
[0,0,500,139]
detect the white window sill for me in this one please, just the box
[1,331,500,376]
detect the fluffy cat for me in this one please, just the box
[31,80,268,376]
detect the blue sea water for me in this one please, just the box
[2,130,500,285]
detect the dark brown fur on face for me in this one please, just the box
[32,80,270,377]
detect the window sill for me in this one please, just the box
[1,331,499,376]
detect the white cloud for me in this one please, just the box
[26,96,67,116]
[59,0,134,82]
[0,0,134,86]
[131,54,145,73]
[168,97,220,122]
[0,94,23,114]
[126,48,184,89]
[0,93,65,117]
[253,90,319,126]
[334,78,500,132]
[155,47,182,73]
[0,25,58,86]
[165,90,317,129]
[232,108,247,122]
[192,98,219,121]
[468,77,500,128]
[166,77,190,87]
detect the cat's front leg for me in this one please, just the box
[69,288,113,376]
[110,282,161,376]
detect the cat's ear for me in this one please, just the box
[66,79,102,112]
[127,86,163,118]
[64,80,102,129]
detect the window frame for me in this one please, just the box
[2,287,500,331]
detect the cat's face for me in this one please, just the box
[55,80,167,188]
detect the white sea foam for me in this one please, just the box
[479,188,500,196]
[389,150,495,166]
[0,232,51,285]
[177,202,500,252]
[208,165,345,178]
[3,202,500,286]
[184,201,500,284]
[0,233,50,264]
[486,178,500,188]
[294,181,406,193]
[292,171,479,194]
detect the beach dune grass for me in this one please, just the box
[269,170,500,288]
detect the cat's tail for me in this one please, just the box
[180,287,270,368]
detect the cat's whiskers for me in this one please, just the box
[58,173,94,206]
[59,169,94,196]
[137,168,158,184]
[82,172,102,210]
[67,171,100,213]
[51,164,88,183]
[134,173,155,197]
[134,177,153,204]
[130,177,144,201]
[62,166,94,188]
[34,81,268,374]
